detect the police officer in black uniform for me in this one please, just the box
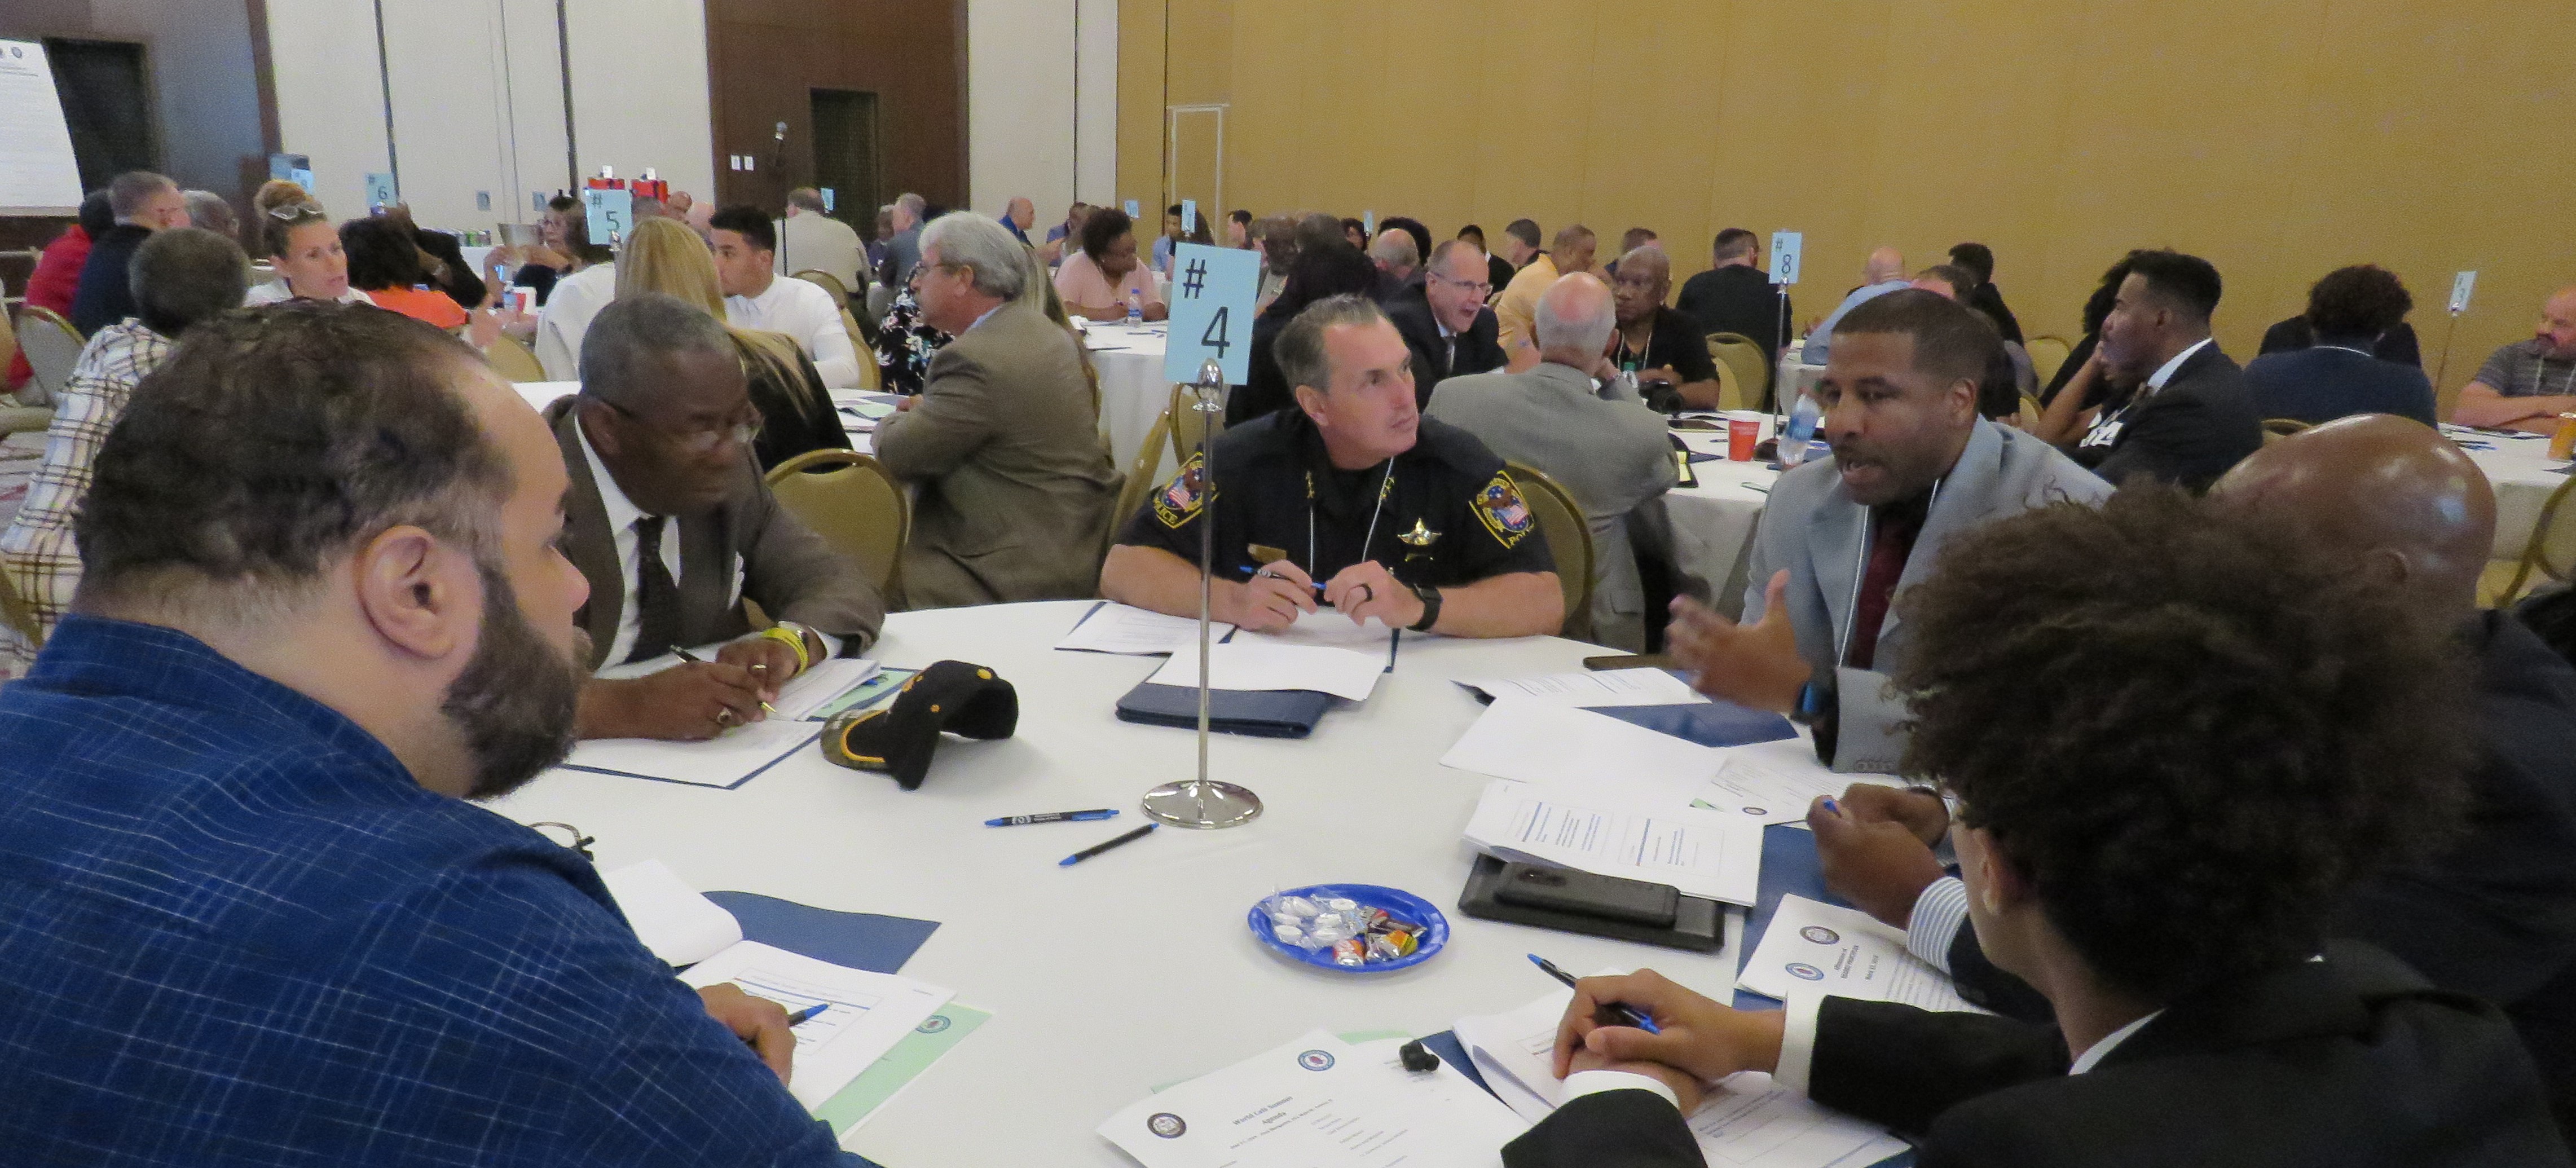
[1102,294,1565,638]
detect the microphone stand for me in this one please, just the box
[1141,358,1263,829]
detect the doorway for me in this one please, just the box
[808,88,881,231]
[44,38,156,192]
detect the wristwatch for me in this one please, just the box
[1407,581,1443,632]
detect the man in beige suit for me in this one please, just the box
[875,212,1120,608]
[558,294,885,741]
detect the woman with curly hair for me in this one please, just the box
[1501,487,2570,1167]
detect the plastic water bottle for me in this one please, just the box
[1778,393,1822,468]
[1126,290,1143,326]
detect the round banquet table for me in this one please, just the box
[1666,425,1784,619]
[1081,323,1175,474]
[2443,424,2571,561]
[487,601,1762,1165]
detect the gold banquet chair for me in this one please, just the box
[2487,473,2576,606]
[2025,335,2073,391]
[1166,382,1225,467]
[483,333,548,382]
[16,306,85,406]
[793,270,852,312]
[2261,418,2311,447]
[764,449,911,609]
[1707,332,1771,408]
[1103,405,1175,561]
[1503,461,1595,643]
[0,567,44,653]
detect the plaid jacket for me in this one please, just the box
[0,320,169,676]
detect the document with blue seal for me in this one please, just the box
[1098,1030,1522,1167]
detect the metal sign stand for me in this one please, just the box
[1141,358,1263,830]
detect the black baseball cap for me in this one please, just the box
[820,660,1019,789]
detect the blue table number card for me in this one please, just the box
[1164,242,1260,385]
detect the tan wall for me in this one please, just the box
[1119,0,2576,405]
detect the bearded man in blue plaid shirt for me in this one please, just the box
[0,302,855,1165]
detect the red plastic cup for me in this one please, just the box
[1727,412,1761,461]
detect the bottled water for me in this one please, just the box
[1778,393,1822,468]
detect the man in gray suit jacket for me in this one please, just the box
[1670,289,2109,772]
[1427,272,1675,650]
[558,295,885,742]
[875,212,1120,609]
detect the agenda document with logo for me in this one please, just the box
[1098,1030,1523,1167]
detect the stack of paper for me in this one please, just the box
[1240,607,1406,652]
[1737,895,1988,1013]
[1461,778,1764,906]
[561,720,821,788]
[1056,601,1236,655]
[602,861,968,1113]
[1146,640,1384,702]
[1455,667,1708,708]
[1098,1030,1526,1167]
[1443,699,1900,825]
[1452,986,1908,1168]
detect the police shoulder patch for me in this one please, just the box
[1473,471,1536,548]
[1152,453,1210,528]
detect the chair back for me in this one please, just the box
[793,270,851,312]
[484,332,548,382]
[2261,417,2310,439]
[2025,335,2072,390]
[842,309,883,391]
[2495,472,2576,604]
[1503,461,1594,642]
[0,308,19,402]
[1106,406,1175,559]
[763,449,911,607]
[0,565,43,653]
[1708,360,1761,413]
[1166,382,1225,467]
[2016,394,2042,430]
[16,307,84,406]
[1706,332,1771,406]
[865,283,893,325]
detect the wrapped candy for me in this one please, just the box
[1261,891,1428,966]
[1331,938,1368,967]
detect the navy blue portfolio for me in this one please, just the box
[1114,680,1334,738]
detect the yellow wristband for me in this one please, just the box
[760,624,812,673]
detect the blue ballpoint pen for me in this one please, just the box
[985,809,1119,827]
[1529,953,1661,1034]
[787,1002,830,1026]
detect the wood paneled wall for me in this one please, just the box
[706,0,967,214]
[1121,0,2576,398]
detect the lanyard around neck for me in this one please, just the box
[1306,461,1395,577]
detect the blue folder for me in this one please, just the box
[1115,680,1333,738]
[700,891,940,975]
[1589,699,1796,748]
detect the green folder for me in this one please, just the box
[815,1003,993,1135]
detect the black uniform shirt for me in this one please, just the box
[1116,410,1555,590]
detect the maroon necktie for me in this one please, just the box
[1845,505,1926,672]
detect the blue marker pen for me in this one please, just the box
[787,1002,830,1026]
[1529,953,1661,1034]
[985,809,1119,827]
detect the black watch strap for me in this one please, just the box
[1408,581,1442,632]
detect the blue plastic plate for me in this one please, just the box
[1248,883,1449,973]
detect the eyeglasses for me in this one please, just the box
[529,821,596,861]
[266,201,327,221]
[906,261,968,290]
[597,395,763,455]
[1432,273,1492,297]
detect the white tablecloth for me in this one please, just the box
[1082,324,1175,476]
[1666,426,1782,619]
[2447,425,2571,560]
[487,601,1752,1166]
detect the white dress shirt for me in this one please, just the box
[726,274,861,390]
[2079,336,2216,451]
[535,262,618,382]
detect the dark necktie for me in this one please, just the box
[1846,505,1926,672]
[1443,335,1456,376]
[626,514,682,664]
